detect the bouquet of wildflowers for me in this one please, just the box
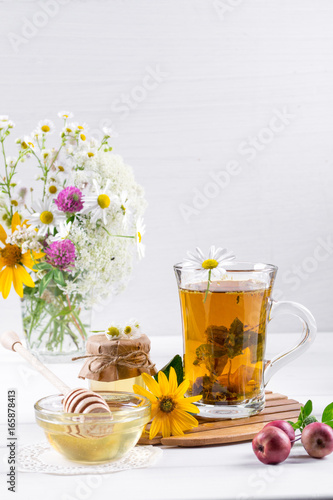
[0,113,146,357]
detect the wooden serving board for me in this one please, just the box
[139,392,301,447]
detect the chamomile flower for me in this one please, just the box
[182,246,236,302]
[46,177,60,197]
[51,220,72,242]
[37,119,54,135]
[105,324,123,340]
[135,218,145,259]
[28,198,64,237]
[118,191,132,228]
[81,179,116,225]
[58,111,73,120]
[102,126,113,137]
[123,319,141,339]
[16,136,35,151]
[6,157,17,169]
[0,116,14,130]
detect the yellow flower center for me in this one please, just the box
[137,231,142,243]
[159,397,175,414]
[124,326,132,334]
[107,326,120,337]
[41,125,50,133]
[40,211,54,225]
[11,200,18,207]
[87,152,94,158]
[0,244,22,266]
[121,204,126,213]
[49,186,57,194]
[58,166,65,172]
[97,194,110,209]
[202,259,218,270]
[80,134,86,141]
[78,125,84,130]
[21,142,28,149]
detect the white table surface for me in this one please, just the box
[0,332,332,500]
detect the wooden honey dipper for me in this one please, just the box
[1,331,111,415]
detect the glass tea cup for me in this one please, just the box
[174,262,316,419]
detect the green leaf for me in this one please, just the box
[322,402,333,423]
[288,421,300,430]
[154,354,183,386]
[33,262,53,271]
[53,269,66,286]
[324,420,333,429]
[39,271,54,296]
[303,400,313,418]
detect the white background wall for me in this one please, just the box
[0,0,332,337]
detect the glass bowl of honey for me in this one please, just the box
[35,391,151,464]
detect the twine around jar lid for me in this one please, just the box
[76,334,156,382]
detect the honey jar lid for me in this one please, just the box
[77,334,156,382]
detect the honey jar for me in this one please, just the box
[77,333,156,393]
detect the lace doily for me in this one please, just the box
[17,442,162,475]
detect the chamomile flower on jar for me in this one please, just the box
[81,179,116,225]
[135,217,145,259]
[105,324,122,340]
[37,119,54,135]
[123,320,141,339]
[28,198,65,237]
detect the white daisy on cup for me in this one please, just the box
[135,217,145,259]
[28,198,64,237]
[182,246,236,302]
[81,179,116,225]
[37,119,55,135]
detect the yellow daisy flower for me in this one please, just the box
[133,367,202,439]
[0,213,44,299]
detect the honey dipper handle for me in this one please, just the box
[0,331,71,395]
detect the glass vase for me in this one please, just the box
[21,284,91,363]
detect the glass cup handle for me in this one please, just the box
[264,300,317,387]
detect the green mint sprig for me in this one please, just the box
[288,400,333,431]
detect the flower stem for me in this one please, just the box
[203,270,212,303]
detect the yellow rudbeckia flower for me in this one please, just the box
[0,213,44,299]
[133,367,202,439]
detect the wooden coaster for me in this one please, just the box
[138,392,301,447]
